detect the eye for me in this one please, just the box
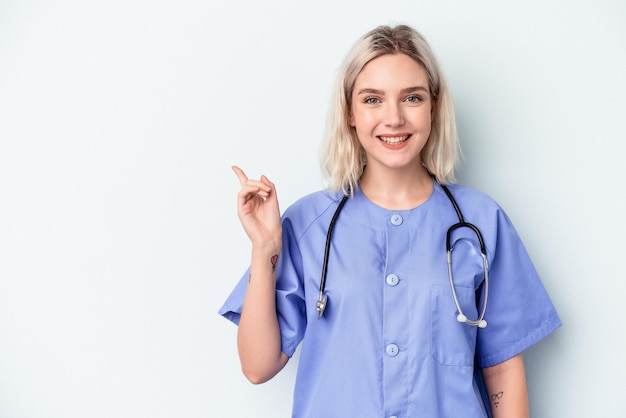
[405,95,423,104]
[364,96,381,104]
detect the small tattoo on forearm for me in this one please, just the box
[491,391,504,408]
[271,254,279,273]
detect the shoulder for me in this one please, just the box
[284,189,345,218]
[437,183,497,206]
[433,182,512,230]
[435,182,526,257]
[282,190,345,238]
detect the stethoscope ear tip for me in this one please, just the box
[457,313,488,328]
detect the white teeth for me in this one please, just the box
[379,135,409,145]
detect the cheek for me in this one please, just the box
[417,109,433,129]
[349,104,363,128]
[423,118,433,138]
[350,109,374,131]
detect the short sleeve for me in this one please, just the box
[476,208,562,368]
[217,216,307,358]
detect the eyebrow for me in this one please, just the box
[356,86,429,95]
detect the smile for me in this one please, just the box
[378,135,410,145]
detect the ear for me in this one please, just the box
[349,111,355,127]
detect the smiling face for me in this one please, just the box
[349,53,433,175]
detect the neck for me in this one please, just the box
[359,163,433,210]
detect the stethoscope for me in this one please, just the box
[315,181,489,328]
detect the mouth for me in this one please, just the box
[378,134,411,145]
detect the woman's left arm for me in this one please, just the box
[482,353,529,418]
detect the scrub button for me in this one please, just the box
[390,214,403,225]
[390,416,398,418]
[386,344,399,357]
[386,274,399,286]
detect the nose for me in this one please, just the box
[385,103,404,127]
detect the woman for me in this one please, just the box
[220,24,561,418]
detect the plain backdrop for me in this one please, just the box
[1,0,625,417]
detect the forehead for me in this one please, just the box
[354,53,428,89]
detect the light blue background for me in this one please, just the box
[1,0,624,417]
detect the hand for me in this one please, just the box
[232,166,282,247]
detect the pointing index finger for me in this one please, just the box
[232,165,249,186]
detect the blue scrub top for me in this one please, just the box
[219,181,561,418]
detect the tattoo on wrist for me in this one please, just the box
[491,391,504,408]
[271,254,279,273]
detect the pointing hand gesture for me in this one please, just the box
[232,166,282,247]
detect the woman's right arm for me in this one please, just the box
[232,166,289,384]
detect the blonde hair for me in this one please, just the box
[321,25,460,195]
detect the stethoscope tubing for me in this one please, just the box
[316,181,489,328]
[317,194,349,319]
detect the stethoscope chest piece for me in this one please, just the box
[316,294,328,319]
